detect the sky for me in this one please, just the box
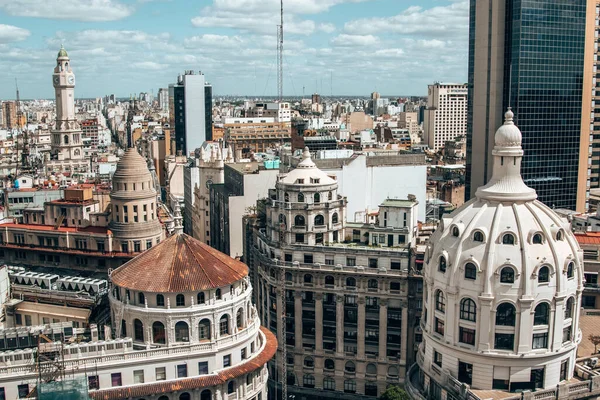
[0,0,469,99]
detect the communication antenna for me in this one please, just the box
[277,0,283,101]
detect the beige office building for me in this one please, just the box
[423,83,467,151]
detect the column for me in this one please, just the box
[336,295,344,355]
[357,296,366,359]
[551,296,566,351]
[445,290,457,344]
[517,297,534,353]
[295,291,303,351]
[315,292,323,353]
[400,306,408,363]
[478,295,493,351]
[378,299,388,361]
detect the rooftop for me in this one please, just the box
[0,223,109,235]
[575,232,600,245]
[110,233,248,292]
[380,198,418,208]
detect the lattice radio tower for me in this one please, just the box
[277,0,283,102]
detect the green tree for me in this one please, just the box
[380,385,410,400]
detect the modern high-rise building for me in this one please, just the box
[157,88,169,113]
[466,0,594,212]
[1,101,17,129]
[589,1,600,190]
[423,83,467,151]
[169,71,213,156]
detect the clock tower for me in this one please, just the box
[51,45,83,161]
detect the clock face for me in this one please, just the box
[67,75,75,85]
[53,76,59,85]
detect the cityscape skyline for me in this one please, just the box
[0,0,469,99]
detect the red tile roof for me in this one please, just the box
[89,327,277,400]
[575,232,600,245]
[110,233,249,292]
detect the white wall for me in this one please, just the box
[321,155,427,222]
[183,74,206,155]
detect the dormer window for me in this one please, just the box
[556,230,564,241]
[297,179,304,184]
[452,226,460,237]
[502,233,515,245]
[532,233,543,244]
[473,231,484,242]
[310,178,320,184]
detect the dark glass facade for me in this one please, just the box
[204,85,213,142]
[466,0,588,210]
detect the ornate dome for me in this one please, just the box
[278,147,336,186]
[57,45,68,58]
[111,233,248,292]
[113,148,152,181]
[421,109,583,391]
[494,108,521,147]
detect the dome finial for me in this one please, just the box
[302,146,310,160]
[57,44,68,58]
[504,107,514,125]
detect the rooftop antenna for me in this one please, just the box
[277,0,283,101]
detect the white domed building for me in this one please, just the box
[408,110,583,396]
[104,232,276,400]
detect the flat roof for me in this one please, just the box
[380,199,417,207]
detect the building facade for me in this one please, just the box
[169,71,213,156]
[423,83,467,152]
[407,110,583,399]
[466,0,593,212]
[224,118,291,157]
[247,149,421,400]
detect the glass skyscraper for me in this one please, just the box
[466,0,592,211]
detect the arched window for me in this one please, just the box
[134,319,144,341]
[557,230,564,241]
[304,357,314,368]
[285,272,293,282]
[294,215,305,227]
[176,294,185,307]
[227,381,235,394]
[538,266,550,283]
[236,308,244,329]
[368,279,378,289]
[332,212,339,224]
[533,233,543,244]
[366,363,377,375]
[287,372,296,385]
[156,294,165,307]
[152,321,166,344]
[502,233,515,245]
[465,262,477,280]
[197,292,205,304]
[344,379,356,393]
[199,319,211,340]
[473,231,484,242]
[215,289,221,300]
[496,303,516,326]
[324,377,335,391]
[460,298,477,322]
[452,226,460,237]
[303,374,315,388]
[304,274,313,284]
[346,277,356,287]
[534,303,550,325]
[179,393,191,400]
[567,262,575,279]
[500,267,515,283]
[565,297,575,320]
[325,275,334,285]
[345,361,356,373]
[175,321,189,342]
[388,366,399,377]
[298,193,305,203]
[158,396,169,400]
[220,314,230,335]
[200,390,211,400]
[284,192,290,202]
[439,256,447,272]
[138,292,145,305]
[314,215,324,226]
[314,193,321,203]
[64,135,69,144]
[435,290,445,313]
[324,359,335,370]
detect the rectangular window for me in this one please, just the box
[88,375,100,390]
[347,257,356,267]
[368,258,378,268]
[133,370,144,384]
[493,379,509,390]
[433,350,442,367]
[325,258,334,265]
[15,313,22,325]
[563,327,572,343]
[390,281,401,291]
[17,384,29,399]
[134,241,141,252]
[198,361,209,375]
[177,364,187,378]
[560,359,568,381]
[304,254,313,264]
[398,234,406,244]
[111,373,122,387]
[223,354,231,367]
[459,327,476,345]
[24,315,31,326]
[146,240,152,249]
[156,367,166,381]
[532,332,548,349]
[295,233,304,243]
[391,260,401,270]
[284,253,292,262]
[494,333,514,350]
[241,348,247,359]
[435,318,445,336]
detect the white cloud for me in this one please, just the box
[374,48,405,58]
[331,34,378,47]
[0,24,30,44]
[344,0,468,37]
[132,61,168,70]
[0,0,133,22]
[319,23,336,33]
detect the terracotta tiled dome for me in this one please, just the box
[110,233,248,292]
